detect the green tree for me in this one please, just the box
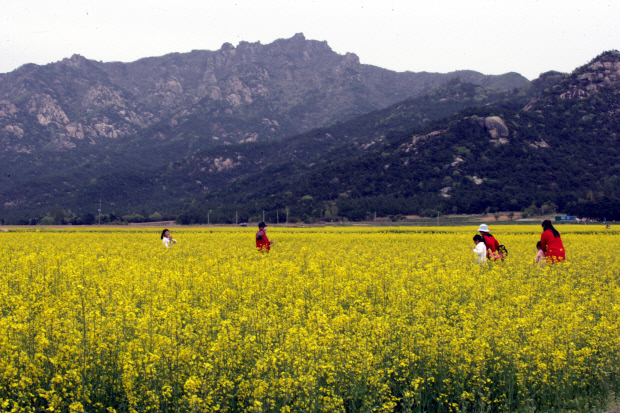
[149,212,163,221]
[40,216,55,225]
[51,205,66,225]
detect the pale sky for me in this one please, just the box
[1,0,619,80]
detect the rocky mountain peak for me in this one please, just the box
[220,42,235,52]
[0,34,528,167]
[562,50,620,98]
[525,50,620,110]
[62,54,89,68]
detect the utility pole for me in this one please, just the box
[236,211,238,226]
[207,211,210,226]
[98,198,101,227]
[286,207,289,225]
[437,210,440,226]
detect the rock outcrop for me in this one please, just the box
[480,116,509,143]
[525,50,620,111]
[561,60,620,99]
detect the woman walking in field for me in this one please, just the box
[256,222,274,252]
[477,224,503,260]
[540,219,566,263]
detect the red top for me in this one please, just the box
[256,229,270,251]
[482,234,499,259]
[541,229,565,263]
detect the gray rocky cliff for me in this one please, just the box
[0,33,528,156]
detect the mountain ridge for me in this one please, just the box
[0,33,528,156]
[175,51,620,223]
[0,34,531,222]
[2,77,528,220]
[13,42,619,223]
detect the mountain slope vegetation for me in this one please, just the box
[0,34,529,223]
[177,51,620,223]
[1,76,534,222]
[4,45,619,224]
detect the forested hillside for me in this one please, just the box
[4,47,619,225]
[0,75,536,223]
[0,34,528,223]
[177,51,620,223]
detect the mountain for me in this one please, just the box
[175,51,620,223]
[0,34,529,222]
[1,78,530,222]
[0,32,526,154]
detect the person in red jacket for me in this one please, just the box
[541,219,566,263]
[256,221,274,252]
[477,224,501,260]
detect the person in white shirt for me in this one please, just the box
[534,241,546,268]
[471,234,487,264]
[161,229,177,248]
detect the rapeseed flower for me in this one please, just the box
[0,226,617,412]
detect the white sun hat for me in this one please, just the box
[478,224,489,232]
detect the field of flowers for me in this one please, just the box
[0,225,619,413]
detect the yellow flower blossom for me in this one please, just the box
[0,226,618,412]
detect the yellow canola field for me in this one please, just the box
[0,226,619,413]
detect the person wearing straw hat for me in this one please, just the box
[477,224,501,260]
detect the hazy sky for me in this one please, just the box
[1,0,619,80]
